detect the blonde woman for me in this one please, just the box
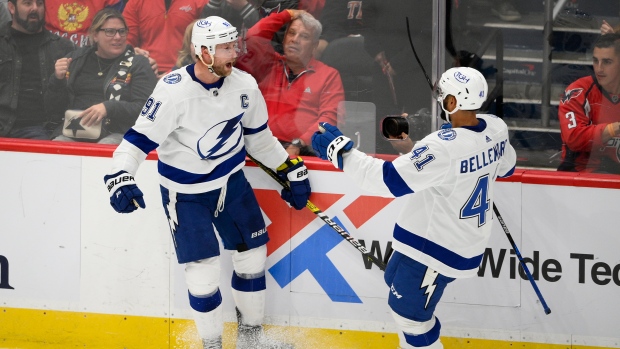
[45,8,157,144]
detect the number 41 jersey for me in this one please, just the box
[342,114,516,278]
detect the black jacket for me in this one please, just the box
[0,23,75,136]
[44,45,157,137]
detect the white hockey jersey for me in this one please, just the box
[342,114,516,278]
[111,65,288,194]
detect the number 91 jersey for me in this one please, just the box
[342,114,516,278]
[112,65,287,194]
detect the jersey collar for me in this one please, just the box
[461,118,487,133]
[186,64,226,91]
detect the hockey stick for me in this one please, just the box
[247,154,387,271]
[405,17,551,315]
[493,205,552,314]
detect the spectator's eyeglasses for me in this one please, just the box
[98,28,128,37]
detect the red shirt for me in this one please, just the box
[558,75,620,172]
[237,10,344,144]
[45,0,120,47]
[123,0,208,73]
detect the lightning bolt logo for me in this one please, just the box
[420,267,439,309]
[197,112,244,160]
[166,191,180,249]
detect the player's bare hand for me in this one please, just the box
[601,20,615,35]
[226,0,248,10]
[54,57,72,79]
[80,103,108,127]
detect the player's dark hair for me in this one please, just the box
[594,33,620,55]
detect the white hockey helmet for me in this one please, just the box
[435,67,488,115]
[192,16,238,56]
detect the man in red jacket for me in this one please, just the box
[237,9,344,156]
[558,33,620,173]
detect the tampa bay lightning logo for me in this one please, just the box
[438,129,457,141]
[197,112,244,159]
[164,73,182,84]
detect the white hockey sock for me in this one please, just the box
[192,304,224,340]
[232,287,266,326]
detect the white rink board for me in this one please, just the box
[0,151,619,346]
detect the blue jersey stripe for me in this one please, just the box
[243,122,268,135]
[393,224,483,271]
[124,128,159,154]
[382,162,414,197]
[499,165,515,178]
[158,148,247,185]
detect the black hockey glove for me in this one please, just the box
[276,156,311,210]
[104,170,146,213]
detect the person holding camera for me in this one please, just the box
[312,66,516,349]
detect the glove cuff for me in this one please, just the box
[277,157,308,182]
[327,135,352,169]
[104,170,137,197]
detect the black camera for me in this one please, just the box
[380,108,432,140]
[381,115,411,139]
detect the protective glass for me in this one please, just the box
[432,79,443,103]
[99,28,128,37]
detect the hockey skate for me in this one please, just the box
[202,336,222,349]
[236,308,294,349]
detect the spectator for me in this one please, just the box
[0,0,75,140]
[45,8,157,144]
[315,0,364,59]
[237,9,344,156]
[0,0,10,27]
[122,0,208,78]
[173,19,198,70]
[558,33,620,173]
[200,0,260,37]
[363,0,433,153]
[45,0,122,47]
[256,0,323,55]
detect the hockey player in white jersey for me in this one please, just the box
[311,67,516,349]
[103,17,310,349]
